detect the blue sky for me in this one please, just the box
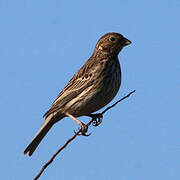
[1,0,180,179]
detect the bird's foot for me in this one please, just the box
[74,123,91,136]
[79,123,91,136]
[90,113,103,126]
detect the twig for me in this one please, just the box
[101,90,136,115]
[34,90,135,180]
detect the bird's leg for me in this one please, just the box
[88,113,103,126]
[65,113,89,136]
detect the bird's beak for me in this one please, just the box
[124,38,131,46]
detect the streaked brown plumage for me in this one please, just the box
[24,32,131,156]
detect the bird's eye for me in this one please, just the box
[110,37,116,42]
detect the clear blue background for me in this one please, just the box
[1,0,179,179]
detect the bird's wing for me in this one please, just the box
[43,59,97,118]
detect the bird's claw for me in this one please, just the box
[91,113,103,126]
[74,123,91,136]
[80,123,91,136]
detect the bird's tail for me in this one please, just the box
[24,114,62,156]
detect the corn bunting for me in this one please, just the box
[24,32,131,156]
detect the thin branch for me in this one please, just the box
[34,130,80,180]
[101,90,136,115]
[34,119,95,180]
[34,90,135,180]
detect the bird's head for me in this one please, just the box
[94,32,131,56]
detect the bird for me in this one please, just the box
[24,32,131,156]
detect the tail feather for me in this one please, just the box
[24,114,55,156]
